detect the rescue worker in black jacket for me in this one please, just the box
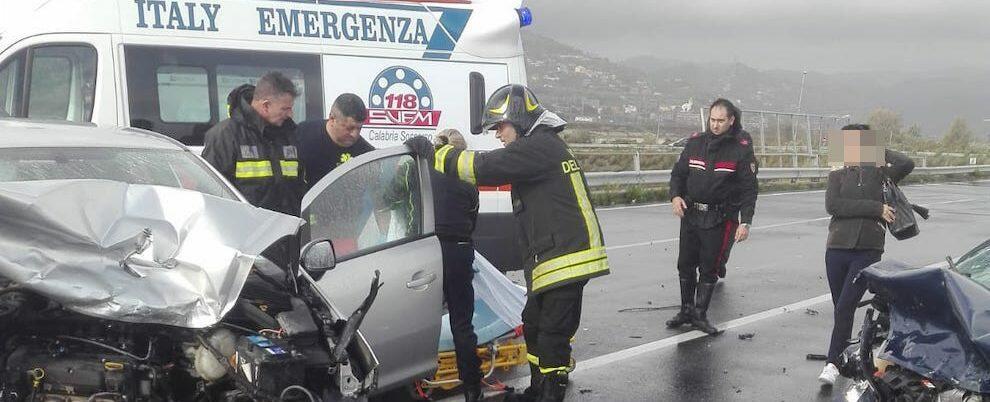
[203,72,305,267]
[666,98,758,334]
[431,129,483,402]
[405,85,609,402]
[203,72,305,217]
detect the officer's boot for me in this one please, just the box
[665,278,696,328]
[505,363,542,402]
[691,282,721,335]
[462,382,482,402]
[538,371,568,402]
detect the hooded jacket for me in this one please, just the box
[429,118,609,294]
[669,128,759,225]
[202,84,306,216]
[825,149,914,250]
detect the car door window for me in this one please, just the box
[0,55,23,117]
[26,46,97,122]
[306,154,423,260]
[157,66,211,123]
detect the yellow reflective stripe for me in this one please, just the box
[532,247,607,280]
[434,144,454,173]
[569,171,602,249]
[532,257,610,293]
[234,161,273,178]
[489,93,510,114]
[526,353,539,365]
[280,160,299,177]
[539,366,571,374]
[457,150,477,185]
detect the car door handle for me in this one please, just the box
[406,272,437,290]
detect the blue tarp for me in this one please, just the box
[860,261,990,393]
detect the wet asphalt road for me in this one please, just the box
[434,180,990,402]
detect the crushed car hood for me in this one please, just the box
[0,180,303,328]
[860,261,990,393]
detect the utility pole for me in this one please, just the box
[796,70,807,112]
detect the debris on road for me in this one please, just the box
[738,333,756,340]
[579,389,593,395]
[805,308,820,316]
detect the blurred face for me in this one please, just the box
[494,122,519,146]
[709,106,735,136]
[327,112,364,147]
[257,94,295,126]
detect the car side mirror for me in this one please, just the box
[300,238,336,274]
[469,72,486,135]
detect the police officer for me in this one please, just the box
[666,98,758,335]
[431,129,483,402]
[203,71,305,217]
[406,85,610,402]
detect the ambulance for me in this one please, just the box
[0,0,530,271]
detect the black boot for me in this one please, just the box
[665,278,696,328]
[538,372,567,402]
[505,363,542,402]
[463,382,482,402]
[692,282,720,335]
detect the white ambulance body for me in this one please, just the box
[0,0,528,270]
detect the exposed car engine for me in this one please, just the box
[0,272,375,402]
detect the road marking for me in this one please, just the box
[496,293,833,392]
[595,180,988,213]
[604,198,978,252]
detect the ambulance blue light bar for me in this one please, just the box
[517,7,533,27]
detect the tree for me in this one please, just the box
[941,117,974,151]
[867,108,904,147]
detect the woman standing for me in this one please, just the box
[817,124,915,385]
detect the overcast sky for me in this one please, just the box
[524,0,990,73]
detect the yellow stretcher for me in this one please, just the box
[412,331,528,399]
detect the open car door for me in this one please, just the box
[300,147,443,393]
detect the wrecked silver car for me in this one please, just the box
[0,121,445,401]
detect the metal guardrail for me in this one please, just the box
[585,165,990,187]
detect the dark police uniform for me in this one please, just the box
[668,128,758,333]
[431,169,484,395]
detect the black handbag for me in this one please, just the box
[882,177,929,240]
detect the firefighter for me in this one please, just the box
[202,72,305,269]
[405,85,609,402]
[666,98,758,335]
[202,71,305,217]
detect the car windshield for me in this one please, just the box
[0,147,237,200]
[957,240,990,290]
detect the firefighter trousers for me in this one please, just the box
[522,281,586,375]
[677,219,739,284]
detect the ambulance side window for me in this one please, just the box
[0,54,24,118]
[157,66,211,123]
[26,46,97,122]
[124,45,323,147]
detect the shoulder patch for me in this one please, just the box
[690,132,701,138]
[739,138,750,146]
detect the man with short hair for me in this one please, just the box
[296,93,375,188]
[203,71,305,217]
[666,98,759,334]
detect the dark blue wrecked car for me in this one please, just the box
[838,239,990,402]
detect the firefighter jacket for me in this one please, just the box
[670,129,759,225]
[431,125,610,294]
[202,85,306,217]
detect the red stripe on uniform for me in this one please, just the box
[714,220,738,278]
[714,161,737,170]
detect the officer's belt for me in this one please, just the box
[691,202,724,212]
